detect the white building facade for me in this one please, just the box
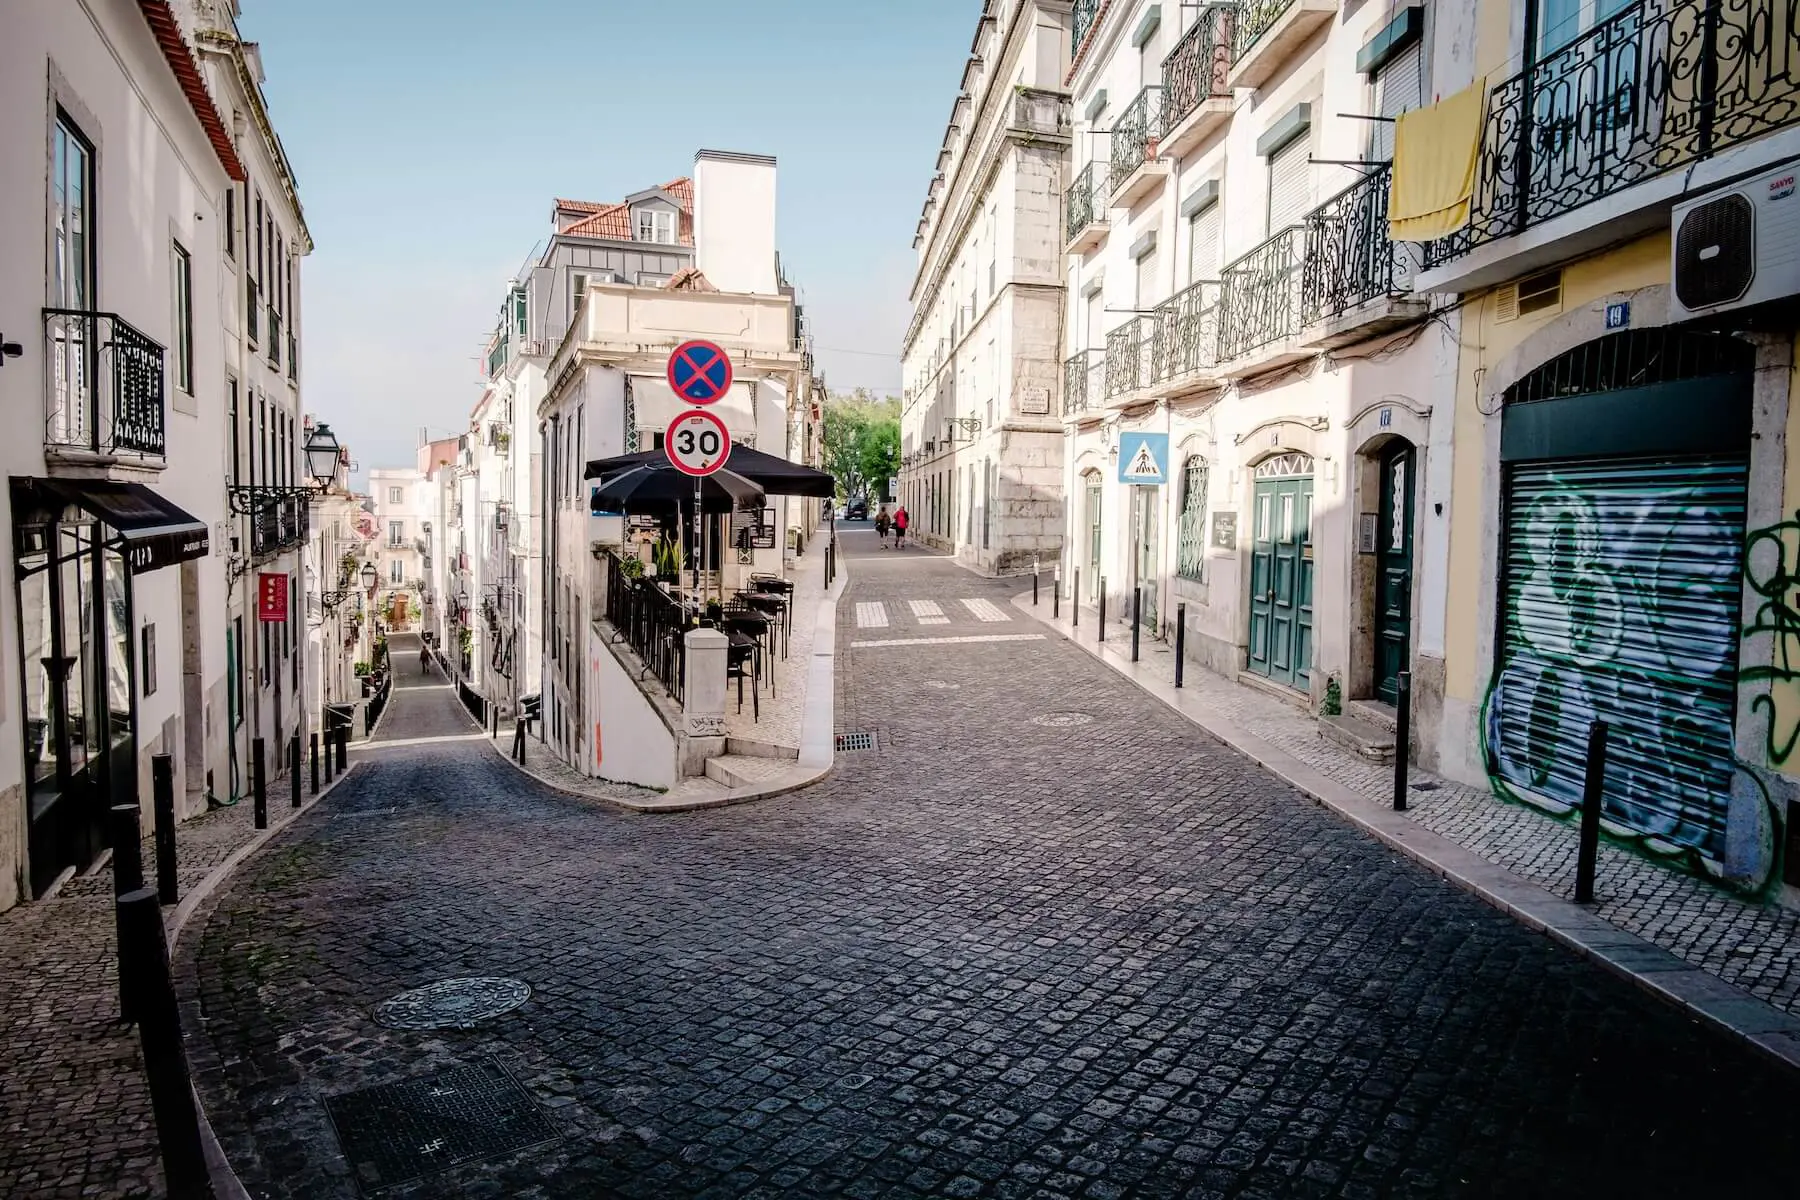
[1059,0,1456,750]
[900,0,1072,575]
[368,466,428,633]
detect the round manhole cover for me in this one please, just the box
[1032,712,1093,727]
[922,680,960,690]
[373,978,531,1030]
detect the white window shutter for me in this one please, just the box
[1189,206,1221,282]
[1372,42,1424,163]
[1267,137,1313,234]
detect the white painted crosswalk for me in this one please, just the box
[854,601,888,628]
[850,597,1017,629]
[909,599,950,625]
[960,598,1009,623]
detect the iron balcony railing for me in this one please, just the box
[1235,0,1300,61]
[1301,165,1412,324]
[1152,280,1223,383]
[1217,226,1305,361]
[1063,348,1105,415]
[1111,87,1164,187]
[246,275,259,345]
[1065,161,1110,243]
[1072,0,1102,56]
[1427,0,1800,264]
[1162,10,1235,130]
[41,309,167,458]
[487,332,509,378]
[602,551,686,704]
[250,491,306,558]
[1105,316,1156,399]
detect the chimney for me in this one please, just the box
[693,150,778,296]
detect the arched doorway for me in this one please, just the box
[1248,452,1314,689]
[1374,441,1416,703]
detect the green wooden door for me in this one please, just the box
[1375,444,1416,703]
[1248,456,1314,689]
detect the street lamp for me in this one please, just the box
[304,422,341,489]
[360,562,378,593]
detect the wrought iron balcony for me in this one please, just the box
[1072,0,1102,58]
[1151,280,1223,385]
[1160,10,1236,158]
[249,490,307,558]
[1301,165,1413,325]
[1426,0,1800,266]
[1063,348,1105,416]
[1110,87,1165,202]
[1065,161,1111,249]
[1230,0,1335,89]
[1104,316,1156,401]
[1217,226,1305,362]
[1235,0,1300,59]
[41,309,167,460]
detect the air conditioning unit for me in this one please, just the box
[1671,160,1800,320]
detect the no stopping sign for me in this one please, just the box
[664,409,732,476]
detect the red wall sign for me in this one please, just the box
[257,572,289,623]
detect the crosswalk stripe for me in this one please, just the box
[909,599,949,625]
[960,598,1009,623]
[852,633,1046,649]
[854,601,888,629]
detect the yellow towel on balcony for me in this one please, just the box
[1388,78,1487,243]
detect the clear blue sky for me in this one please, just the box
[240,0,973,476]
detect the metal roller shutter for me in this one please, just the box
[1372,41,1423,163]
[1266,136,1312,234]
[1487,455,1748,863]
[1189,205,1221,282]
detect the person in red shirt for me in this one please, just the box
[893,506,909,549]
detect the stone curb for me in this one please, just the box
[1009,591,1800,1078]
[490,552,847,815]
[166,759,368,1200]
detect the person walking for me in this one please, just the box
[893,505,909,550]
[874,506,891,547]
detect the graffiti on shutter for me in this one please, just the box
[1485,456,1748,866]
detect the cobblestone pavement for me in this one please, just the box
[0,740,304,1199]
[1040,601,1800,1016]
[176,542,1800,1199]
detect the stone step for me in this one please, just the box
[703,754,788,790]
[1318,713,1396,764]
[725,737,799,761]
[1346,699,1398,733]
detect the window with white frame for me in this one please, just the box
[388,487,402,504]
[390,559,402,584]
[388,521,404,547]
[571,272,588,319]
[635,207,676,244]
[171,242,193,393]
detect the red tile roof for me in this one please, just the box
[558,177,694,246]
[138,1,245,182]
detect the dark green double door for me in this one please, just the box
[1248,466,1313,689]
[1375,444,1416,704]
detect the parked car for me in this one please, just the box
[846,500,869,520]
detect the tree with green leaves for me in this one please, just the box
[822,388,901,503]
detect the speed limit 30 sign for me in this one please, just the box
[664,409,732,476]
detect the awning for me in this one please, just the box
[14,477,210,574]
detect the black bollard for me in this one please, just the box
[290,735,302,809]
[364,702,374,735]
[152,755,177,905]
[310,731,320,795]
[1575,720,1609,903]
[1033,566,1040,607]
[1392,672,1412,812]
[1175,603,1186,689]
[1098,579,1107,643]
[111,802,145,1022]
[1131,588,1141,662]
[251,737,267,830]
[117,888,212,1198]
[1053,569,1061,620]
[336,726,348,774]
[1072,569,1080,628]
[513,719,526,764]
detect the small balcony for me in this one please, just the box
[1063,348,1105,418]
[1149,280,1223,395]
[1104,316,1157,405]
[250,491,306,559]
[1009,88,1073,141]
[41,309,167,471]
[1229,0,1337,91]
[1420,0,1800,285]
[1065,161,1111,253]
[1110,87,1169,208]
[1299,165,1425,347]
[1216,226,1307,371]
[1160,11,1236,160]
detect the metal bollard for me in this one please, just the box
[252,737,267,830]
[1175,603,1186,689]
[290,735,302,809]
[310,732,320,795]
[337,726,349,774]
[1098,579,1107,642]
[492,706,500,740]
[364,702,374,735]
[1392,672,1412,812]
[117,888,212,1198]
[513,719,526,764]
[1131,587,1141,662]
[1053,566,1061,620]
[152,755,177,905]
[111,802,145,1022]
[1072,569,1080,628]
[1575,720,1609,903]
[1033,558,1040,606]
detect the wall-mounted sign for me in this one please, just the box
[733,507,778,550]
[1359,513,1379,554]
[1210,511,1237,550]
[257,572,289,623]
[1605,301,1631,329]
[1019,386,1051,416]
[1117,432,1170,485]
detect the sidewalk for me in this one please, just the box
[0,752,348,1199]
[1012,592,1800,1069]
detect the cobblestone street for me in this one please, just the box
[175,536,1800,1199]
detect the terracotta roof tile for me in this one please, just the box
[138,0,245,182]
[557,177,695,246]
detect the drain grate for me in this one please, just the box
[324,1057,558,1195]
[835,731,877,752]
[373,977,530,1030]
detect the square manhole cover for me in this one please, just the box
[835,731,877,752]
[323,1057,558,1194]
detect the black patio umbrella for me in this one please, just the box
[586,445,835,497]
[589,461,765,514]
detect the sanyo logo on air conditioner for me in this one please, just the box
[1769,174,1796,201]
[1670,159,1800,319]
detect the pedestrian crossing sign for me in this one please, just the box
[1118,432,1170,485]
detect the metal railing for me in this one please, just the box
[246,276,259,344]
[1217,227,1305,361]
[1105,316,1156,399]
[1063,348,1105,415]
[1065,161,1109,243]
[1427,0,1800,263]
[1152,280,1223,383]
[1162,9,1236,130]
[41,309,167,458]
[1234,0,1300,62]
[602,552,686,704]
[1072,0,1102,56]
[1301,165,1412,324]
[250,492,306,558]
[1111,87,1164,186]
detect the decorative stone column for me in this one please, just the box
[681,627,729,773]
